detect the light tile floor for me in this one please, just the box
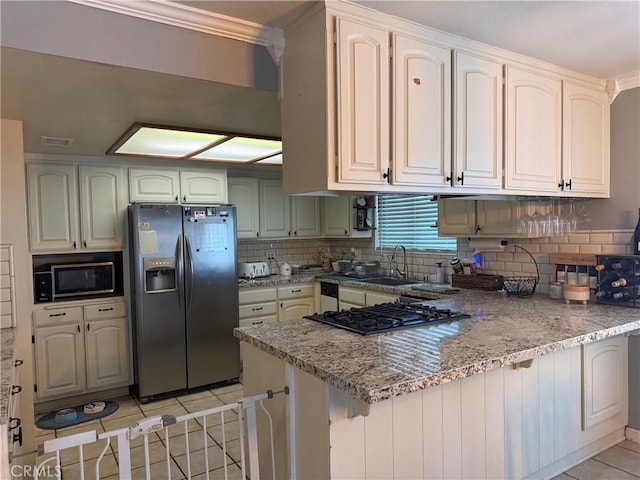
[34,383,245,480]
[34,384,640,479]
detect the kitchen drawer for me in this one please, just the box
[277,284,314,300]
[239,301,278,320]
[34,306,82,326]
[339,287,366,306]
[84,301,126,320]
[239,315,277,328]
[239,287,277,305]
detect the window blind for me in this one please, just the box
[376,195,457,251]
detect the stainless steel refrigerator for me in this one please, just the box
[128,204,240,400]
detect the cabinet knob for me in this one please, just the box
[565,179,572,190]
[344,229,348,235]
[294,231,297,236]
[175,195,179,202]
[382,168,390,183]
[446,175,453,186]
[457,172,464,185]
[183,195,186,202]
[77,325,81,333]
[87,323,90,331]
[558,181,564,189]
[73,241,77,249]
[256,232,259,237]
[83,240,87,248]
[475,225,482,234]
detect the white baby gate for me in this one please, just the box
[34,390,283,480]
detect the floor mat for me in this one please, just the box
[36,400,119,430]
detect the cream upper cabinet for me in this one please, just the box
[28,163,124,251]
[129,168,180,203]
[129,168,227,204]
[453,51,503,189]
[228,177,260,239]
[392,34,451,186]
[28,163,79,251]
[79,166,124,249]
[336,17,390,184]
[504,66,563,193]
[259,179,291,238]
[438,198,532,237]
[322,196,351,237]
[291,196,321,237]
[475,201,522,236]
[179,170,227,204]
[562,81,610,196]
[437,198,476,236]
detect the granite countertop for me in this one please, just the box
[234,291,640,404]
[239,272,322,288]
[1,328,17,424]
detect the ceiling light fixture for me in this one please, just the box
[107,122,282,165]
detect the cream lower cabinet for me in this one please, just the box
[129,168,227,204]
[27,163,124,251]
[33,300,129,401]
[339,286,398,310]
[239,287,278,327]
[278,284,315,321]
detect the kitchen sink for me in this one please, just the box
[358,277,422,286]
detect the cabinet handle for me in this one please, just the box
[288,231,291,236]
[87,323,90,331]
[475,225,482,234]
[12,425,22,447]
[175,195,179,202]
[291,289,302,293]
[83,240,87,248]
[344,229,348,235]
[382,168,390,183]
[49,312,66,317]
[294,231,297,236]
[565,179,572,190]
[98,308,114,312]
[183,195,187,202]
[457,172,464,185]
[251,307,263,311]
[14,359,23,368]
[9,417,21,430]
[558,181,564,189]
[77,325,81,333]
[256,232,259,237]
[73,241,77,249]
[252,321,264,325]
[11,385,22,395]
[446,175,453,186]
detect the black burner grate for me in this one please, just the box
[305,302,470,335]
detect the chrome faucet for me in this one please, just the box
[391,245,407,278]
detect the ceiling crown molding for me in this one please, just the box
[67,0,285,62]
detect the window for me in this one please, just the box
[376,195,457,251]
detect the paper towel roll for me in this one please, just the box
[469,239,507,252]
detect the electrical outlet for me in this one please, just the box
[266,250,276,262]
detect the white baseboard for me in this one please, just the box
[626,426,640,443]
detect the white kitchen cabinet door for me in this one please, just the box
[322,196,351,237]
[79,165,124,249]
[129,168,180,203]
[85,318,130,390]
[179,170,228,204]
[259,179,291,238]
[437,198,476,236]
[392,34,451,186]
[582,335,626,430]
[453,51,503,189]
[336,17,390,184]
[27,163,79,251]
[279,298,315,321]
[228,177,260,239]
[291,196,321,237]
[562,81,610,196]
[504,66,562,193]
[34,323,85,399]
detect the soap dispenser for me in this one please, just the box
[436,262,445,284]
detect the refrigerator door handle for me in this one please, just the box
[185,234,195,313]
[176,234,183,312]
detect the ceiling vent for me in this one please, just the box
[41,136,74,148]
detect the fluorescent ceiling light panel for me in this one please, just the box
[255,153,283,165]
[115,127,226,157]
[194,137,281,162]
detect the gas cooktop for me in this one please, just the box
[305,302,471,335]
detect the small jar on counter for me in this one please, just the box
[549,281,564,299]
[450,258,463,275]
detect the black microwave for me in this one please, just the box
[34,261,117,303]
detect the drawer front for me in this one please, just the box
[84,301,126,320]
[239,315,278,328]
[339,287,366,306]
[239,287,277,304]
[239,301,278,319]
[34,306,83,326]
[277,284,314,300]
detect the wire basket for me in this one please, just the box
[502,245,540,298]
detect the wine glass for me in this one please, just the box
[565,199,579,233]
[518,201,532,234]
[530,200,544,237]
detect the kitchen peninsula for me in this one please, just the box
[235,291,640,480]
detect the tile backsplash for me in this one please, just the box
[239,229,637,296]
